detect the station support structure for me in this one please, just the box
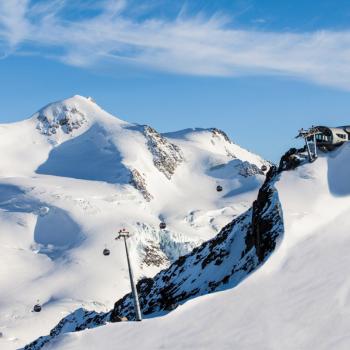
[296,126,319,162]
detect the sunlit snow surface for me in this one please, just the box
[44,143,350,350]
[0,96,267,349]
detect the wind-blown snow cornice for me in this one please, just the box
[1,1,350,89]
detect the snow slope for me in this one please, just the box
[0,96,268,349]
[37,143,350,350]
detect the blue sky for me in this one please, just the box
[1,0,350,161]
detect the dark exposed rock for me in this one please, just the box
[175,255,186,267]
[278,147,306,172]
[251,166,282,262]
[142,243,168,267]
[129,169,153,201]
[143,126,184,179]
[109,315,128,322]
[36,106,87,136]
[236,161,264,177]
[210,128,237,157]
[210,128,232,144]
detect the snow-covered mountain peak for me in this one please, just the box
[33,95,128,137]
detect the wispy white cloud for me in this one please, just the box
[1,0,350,90]
[0,0,30,48]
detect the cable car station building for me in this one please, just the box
[296,125,350,162]
[313,126,350,146]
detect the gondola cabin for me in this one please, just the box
[216,185,223,192]
[103,248,110,256]
[159,222,166,230]
[33,304,42,312]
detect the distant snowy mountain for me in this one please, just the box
[23,139,350,350]
[0,95,269,349]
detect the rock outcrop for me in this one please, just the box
[278,147,306,171]
[36,105,87,136]
[251,166,282,262]
[236,161,264,177]
[129,169,153,201]
[210,128,232,144]
[143,126,184,179]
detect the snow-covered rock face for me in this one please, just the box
[236,161,264,177]
[143,125,184,179]
[133,223,200,269]
[0,95,269,349]
[36,104,87,136]
[129,169,153,201]
[210,128,232,143]
[209,127,236,157]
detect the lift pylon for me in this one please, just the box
[115,228,142,321]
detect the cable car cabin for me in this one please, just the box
[33,304,42,312]
[216,185,223,192]
[103,248,110,256]
[159,222,166,230]
[309,126,350,150]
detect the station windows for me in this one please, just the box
[315,134,330,142]
[336,133,347,140]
